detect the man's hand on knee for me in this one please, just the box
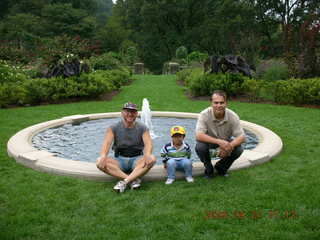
[218,140,234,154]
[218,149,230,158]
[143,155,156,168]
[96,156,112,170]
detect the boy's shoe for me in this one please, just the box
[186,177,194,183]
[165,178,175,185]
[130,178,142,189]
[113,180,127,193]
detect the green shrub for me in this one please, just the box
[0,61,30,107]
[209,73,247,97]
[176,68,197,84]
[273,78,320,104]
[0,44,32,64]
[185,69,211,96]
[207,73,230,94]
[187,73,211,96]
[23,75,106,104]
[181,69,248,97]
[0,60,28,84]
[89,68,131,90]
[256,59,289,81]
[89,53,122,70]
[0,60,132,107]
[20,68,131,105]
[187,51,208,64]
[242,78,264,101]
[0,83,27,107]
[176,46,188,60]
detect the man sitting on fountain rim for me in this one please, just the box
[96,102,156,193]
[195,90,246,178]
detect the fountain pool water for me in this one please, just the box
[32,99,258,165]
[31,117,258,164]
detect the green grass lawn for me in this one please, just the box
[1,75,320,240]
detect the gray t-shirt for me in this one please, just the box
[110,120,148,157]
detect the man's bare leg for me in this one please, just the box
[96,157,128,179]
[125,155,156,182]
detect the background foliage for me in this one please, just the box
[0,0,319,75]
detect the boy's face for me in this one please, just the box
[172,133,185,146]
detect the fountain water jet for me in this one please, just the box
[141,98,157,139]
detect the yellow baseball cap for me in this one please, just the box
[170,126,186,136]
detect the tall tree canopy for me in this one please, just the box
[0,0,319,75]
[109,0,258,72]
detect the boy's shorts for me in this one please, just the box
[116,155,142,173]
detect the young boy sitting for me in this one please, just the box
[160,126,194,184]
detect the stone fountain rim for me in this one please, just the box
[7,111,283,181]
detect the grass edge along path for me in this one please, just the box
[1,75,320,240]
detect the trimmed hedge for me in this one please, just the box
[89,53,122,71]
[178,68,249,97]
[0,65,132,108]
[177,68,320,105]
[272,78,320,105]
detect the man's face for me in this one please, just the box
[211,94,227,118]
[122,109,138,124]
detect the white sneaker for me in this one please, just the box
[113,180,127,193]
[130,178,142,189]
[165,178,175,185]
[186,177,194,183]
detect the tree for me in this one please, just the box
[0,0,10,19]
[0,13,43,48]
[41,3,97,38]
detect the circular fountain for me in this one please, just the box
[7,107,283,181]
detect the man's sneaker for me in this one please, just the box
[186,177,194,183]
[203,174,214,179]
[113,180,127,193]
[215,167,229,178]
[130,178,142,190]
[204,169,214,179]
[165,178,175,185]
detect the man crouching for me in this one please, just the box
[96,102,156,193]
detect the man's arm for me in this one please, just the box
[142,130,154,167]
[196,131,232,152]
[196,132,222,145]
[99,128,114,158]
[230,135,246,149]
[196,132,245,157]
